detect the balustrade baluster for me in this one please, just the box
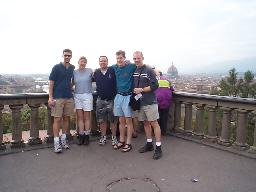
[0,106,6,150]
[184,102,192,134]
[174,100,181,132]
[205,106,217,142]
[249,113,256,152]
[234,110,249,150]
[218,108,232,146]
[167,103,175,133]
[28,105,42,145]
[194,104,204,138]
[10,105,24,148]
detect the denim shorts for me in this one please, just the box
[113,94,133,118]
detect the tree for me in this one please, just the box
[216,68,255,145]
[218,68,256,98]
[218,68,241,96]
[240,70,255,98]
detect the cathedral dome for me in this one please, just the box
[167,63,178,78]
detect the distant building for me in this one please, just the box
[167,62,178,79]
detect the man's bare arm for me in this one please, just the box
[48,80,55,106]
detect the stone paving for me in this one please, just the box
[0,135,256,192]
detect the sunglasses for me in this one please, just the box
[64,55,72,57]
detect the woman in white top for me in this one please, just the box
[73,56,93,145]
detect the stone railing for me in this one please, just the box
[1,92,256,154]
[0,93,51,149]
[168,92,256,152]
[0,93,99,150]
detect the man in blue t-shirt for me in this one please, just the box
[111,50,136,152]
[48,49,75,153]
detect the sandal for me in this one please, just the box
[113,141,125,150]
[121,144,132,152]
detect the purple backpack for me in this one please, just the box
[155,87,172,109]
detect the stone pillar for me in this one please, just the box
[205,106,217,142]
[45,106,53,143]
[194,104,204,138]
[10,105,24,148]
[234,110,249,150]
[249,113,256,152]
[174,101,181,132]
[28,105,42,145]
[0,106,6,150]
[218,108,232,146]
[184,102,193,135]
[167,103,175,133]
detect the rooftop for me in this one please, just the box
[1,135,256,192]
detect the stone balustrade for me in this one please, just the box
[0,93,49,149]
[170,92,256,152]
[0,92,256,154]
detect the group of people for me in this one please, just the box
[48,49,173,160]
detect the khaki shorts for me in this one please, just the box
[132,110,139,118]
[51,98,74,117]
[138,104,159,122]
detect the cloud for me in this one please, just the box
[0,0,255,74]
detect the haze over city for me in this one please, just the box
[0,0,256,74]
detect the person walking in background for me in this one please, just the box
[112,50,136,152]
[48,49,75,153]
[155,70,173,135]
[73,56,93,145]
[132,51,163,160]
[94,56,118,147]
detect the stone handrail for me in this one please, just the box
[169,92,256,152]
[0,93,50,149]
[0,92,255,153]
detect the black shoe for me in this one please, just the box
[78,134,85,145]
[153,146,162,160]
[138,142,154,153]
[161,130,167,136]
[84,135,90,145]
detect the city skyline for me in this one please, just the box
[0,0,256,74]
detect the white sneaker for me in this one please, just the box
[54,141,62,153]
[99,136,107,146]
[111,136,118,146]
[61,138,69,149]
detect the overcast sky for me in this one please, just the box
[0,0,255,74]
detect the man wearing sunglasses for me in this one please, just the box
[48,49,75,153]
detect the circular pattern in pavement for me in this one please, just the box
[106,177,160,192]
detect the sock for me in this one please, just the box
[147,138,153,143]
[61,134,66,140]
[84,130,90,135]
[54,137,59,143]
[102,135,106,139]
[156,142,161,147]
[79,132,85,135]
